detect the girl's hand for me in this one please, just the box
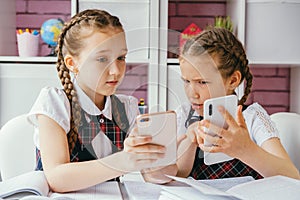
[196,105,255,159]
[141,134,187,184]
[185,121,203,145]
[141,164,177,184]
[122,128,166,172]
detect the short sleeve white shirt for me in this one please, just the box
[27,80,139,158]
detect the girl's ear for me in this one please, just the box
[229,70,242,89]
[64,55,79,74]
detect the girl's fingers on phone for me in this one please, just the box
[219,105,247,130]
[195,126,204,145]
[186,121,201,143]
[122,146,166,171]
[218,105,238,128]
[200,120,226,138]
[201,132,219,146]
[124,135,152,147]
[236,105,247,128]
[135,152,165,160]
[133,144,166,153]
[136,160,157,166]
[124,144,166,154]
[199,143,221,153]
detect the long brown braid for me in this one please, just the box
[55,9,123,155]
[181,27,253,105]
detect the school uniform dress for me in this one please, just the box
[176,102,280,180]
[27,80,139,170]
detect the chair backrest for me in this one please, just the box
[270,112,300,171]
[0,114,36,181]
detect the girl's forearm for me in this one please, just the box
[176,138,198,177]
[45,152,126,193]
[238,142,300,179]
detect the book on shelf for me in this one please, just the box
[0,171,122,200]
[160,175,300,200]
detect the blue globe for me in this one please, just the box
[40,19,64,47]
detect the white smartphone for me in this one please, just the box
[136,111,177,168]
[203,95,238,165]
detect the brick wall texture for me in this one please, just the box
[16,0,71,56]
[168,0,290,114]
[16,0,290,114]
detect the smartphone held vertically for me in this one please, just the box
[203,95,238,165]
[136,111,177,168]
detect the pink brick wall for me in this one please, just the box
[168,0,226,58]
[117,64,148,104]
[168,0,290,114]
[16,0,71,56]
[246,67,290,114]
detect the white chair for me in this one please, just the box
[0,114,36,181]
[270,112,300,171]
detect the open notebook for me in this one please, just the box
[161,175,300,200]
[0,171,122,200]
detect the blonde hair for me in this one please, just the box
[181,27,252,105]
[55,9,124,155]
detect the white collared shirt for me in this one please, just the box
[27,81,139,158]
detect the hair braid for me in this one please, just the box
[55,9,123,155]
[56,19,81,155]
[239,64,253,105]
[230,41,252,105]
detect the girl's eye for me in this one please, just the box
[98,57,108,63]
[199,80,209,84]
[181,78,190,84]
[117,56,126,61]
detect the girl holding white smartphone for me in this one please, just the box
[175,27,300,180]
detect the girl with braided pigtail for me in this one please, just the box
[173,27,300,180]
[27,9,166,192]
[144,27,299,184]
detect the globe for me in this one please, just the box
[40,18,64,47]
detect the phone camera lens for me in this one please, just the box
[209,104,213,116]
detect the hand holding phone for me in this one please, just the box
[203,95,238,165]
[136,111,177,168]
